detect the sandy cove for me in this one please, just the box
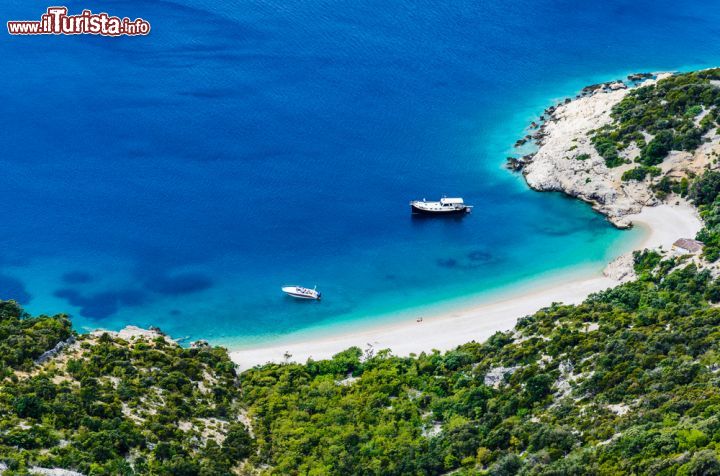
[230,202,701,370]
[231,275,619,370]
[230,73,709,369]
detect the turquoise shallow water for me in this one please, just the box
[1,0,719,346]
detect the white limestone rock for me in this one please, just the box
[523,75,675,228]
[603,253,637,282]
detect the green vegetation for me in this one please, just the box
[652,175,689,200]
[0,301,72,373]
[592,69,720,168]
[8,255,720,474]
[692,170,720,261]
[575,153,590,161]
[590,133,624,167]
[236,260,720,475]
[0,305,252,475]
[621,165,661,182]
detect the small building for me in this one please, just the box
[672,238,704,255]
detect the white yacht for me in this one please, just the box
[281,285,321,300]
[410,197,472,215]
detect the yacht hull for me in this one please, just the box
[410,204,470,215]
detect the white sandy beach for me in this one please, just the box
[230,203,701,369]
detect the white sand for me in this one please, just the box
[625,202,702,250]
[230,203,702,370]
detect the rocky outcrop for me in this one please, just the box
[505,154,535,171]
[35,336,76,365]
[627,72,654,82]
[29,469,84,476]
[91,325,172,343]
[191,339,210,349]
[603,253,637,282]
[517,75,671,228]
[483,366,519,388]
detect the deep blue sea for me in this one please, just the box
[2,0,720,347]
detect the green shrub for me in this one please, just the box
[594,70,720,168]
[622,166,661,181]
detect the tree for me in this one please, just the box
[222,423,254,461]
[686,449,720,476]
[525,374,554,402]
[489,453,523,476]
[14,395,43,419]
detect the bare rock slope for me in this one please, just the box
[522,75,676,228]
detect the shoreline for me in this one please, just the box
[229,202,701,369]
[228,69,715,369]
[229,70,710,369]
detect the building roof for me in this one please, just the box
[672,238,704,252]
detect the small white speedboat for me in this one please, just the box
[281,285,321,300]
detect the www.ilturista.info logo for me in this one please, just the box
[7,7,151,36]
